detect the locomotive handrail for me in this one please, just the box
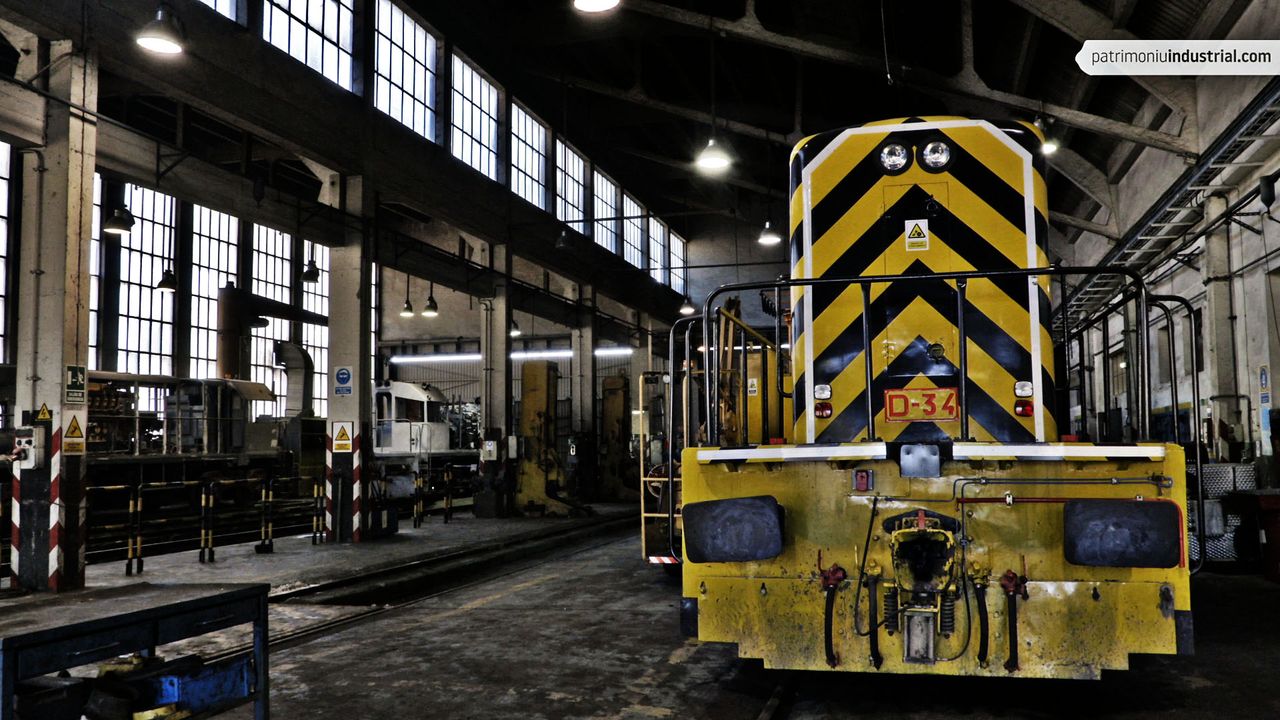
[699,264,1153,446]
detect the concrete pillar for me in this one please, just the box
[12,42,97,591]
[1204,194,1243,457]
[475,245,513,518]
[325,177,372,542]
[480,246,512,436]
[571,284,596,435]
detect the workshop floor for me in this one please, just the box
[214,539,1280,720]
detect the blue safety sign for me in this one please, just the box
[335,366,353,395]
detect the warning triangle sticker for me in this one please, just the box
[335,426,351,442]
[907,223,927,239]
[35,404,52,421]
[66,415,84,438]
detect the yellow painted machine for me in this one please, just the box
[674,117,1198,679]
[516,360,590,517]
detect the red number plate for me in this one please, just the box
[883,388,959,422]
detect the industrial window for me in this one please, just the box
[669,231,686,294]
[648,218,667,284]
[262,0,355,91]
[0,141,11,363]
[374,0,436,140]
[450,54,500,180]
[198,0,237,20]
[621,193,645,269]
[592,172,618,252]
[1109,350,1128,398]
[555,140,587,233]
[251,226,292,417]
[1155,325,1171,386]
[190,206,239,380]
[301,240,330,417]
[89,174,102,370]
[118,186,177,403]
[510,104,547,209]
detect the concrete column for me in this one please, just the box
[475,245,513,518]
[1204,194,1243,457]
[325,177,372,542]
[12,42,97,591]
[571,284,596,435]
[480,246,512,436]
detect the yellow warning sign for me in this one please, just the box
[63,410,87,455]
[35,404,52,421]
[332,421,354,454]
[904,218,930,252]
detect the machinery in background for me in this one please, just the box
[370,380,482,525]
[597,374,637,501]
[82,371,325,563]
[516,361,591,516]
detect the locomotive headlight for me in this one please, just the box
[1014,381,1034,398]
[879,143,909,172]
[921,141,951,169]
[814,384,833,400]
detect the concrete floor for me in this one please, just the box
[214,539,1280,720]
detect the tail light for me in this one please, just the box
[1014,399,1034,417]
[815,402,834,419]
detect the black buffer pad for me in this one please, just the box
[683,495,785,564]
[1063,499,1182,568]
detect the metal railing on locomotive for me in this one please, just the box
[692,266,1207,574]
[648,304,791,562]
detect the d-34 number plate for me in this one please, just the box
[884,387,958,422]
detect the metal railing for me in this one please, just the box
[699,265,1155,446]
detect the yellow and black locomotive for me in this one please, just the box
[676,117,1192,679]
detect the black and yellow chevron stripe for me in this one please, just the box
[788,117,1057,444]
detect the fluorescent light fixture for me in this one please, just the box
[390,353,483,365]
[594,347,634,357]
[573,0,620,12]
[695,138,731,174]
[137,4,185,55]
[511,350,573,360]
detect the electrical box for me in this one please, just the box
[481,440,499,462]
[14,426,45,470]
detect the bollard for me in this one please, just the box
[256,475,275,554]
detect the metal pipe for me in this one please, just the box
[1101,313,1113,441]
[1150,294,1206,574]
[1153,303,1181,445]
[1077,334,1090,439]
[740,328,749,445]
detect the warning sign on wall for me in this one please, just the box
[64,410,86,455]
[332,421,353,454]
[904,219,930,252]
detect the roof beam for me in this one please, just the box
[625,0,1195,155]
[1006,0,1197,121]
[1050,210,1122,240]
[526,70,794,145]
[1049,147,1119,217]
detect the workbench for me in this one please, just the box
[0,582,268,719]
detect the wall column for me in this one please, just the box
[325,176,372,541]
[571,284,596,436]
[475,244,512,517]
[1204,194,1243,458]
[12,42,97,591]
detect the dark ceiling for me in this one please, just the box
[67,0,1252,251]
[414,0,1249,246]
